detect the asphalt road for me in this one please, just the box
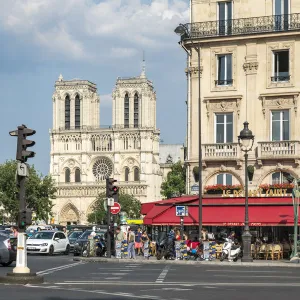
[0,255,300,300]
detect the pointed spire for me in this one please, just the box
[58,74,63,81]
[141,51,146,78]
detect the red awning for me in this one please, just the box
[144,205,298,226]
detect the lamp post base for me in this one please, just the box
[241,230,253,263]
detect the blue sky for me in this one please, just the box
[0,0,189,175]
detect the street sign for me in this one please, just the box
[191,185,199,192]
[110,202,121,215]
[107,197,114,207]
[17,162,28,177]
[176,206,188,217]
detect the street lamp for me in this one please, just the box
[238,121,254,262]
[175,24,203,242]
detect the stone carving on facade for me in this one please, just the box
[260,92,299,118]
[243,62,259,74]
[276,163,283,170]
[185,66,203,78]
[219,165,227,172]
[204,95,242,118]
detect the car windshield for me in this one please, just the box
[68,231,83,239]
[29,232,54,240]
[79,231,92,239]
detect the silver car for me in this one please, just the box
[0,232,17,267]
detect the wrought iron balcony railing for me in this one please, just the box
[271,75,290,82]
[181,13,300,40]
[215,79,233,86]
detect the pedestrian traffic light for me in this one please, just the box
[10,124,36,162]
[19,209,32,229]
[106,178,119,198]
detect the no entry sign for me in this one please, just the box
[110,202,121,215]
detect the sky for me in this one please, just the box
[0,0,189,175]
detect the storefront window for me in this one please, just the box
[271,171,290,184]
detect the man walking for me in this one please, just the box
[127,227,135,259]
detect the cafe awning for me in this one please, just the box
[143,200,298,226]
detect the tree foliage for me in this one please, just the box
[87,193,141,224]
[0,160,56,223]
[161,161,186,199]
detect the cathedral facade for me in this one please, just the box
[50,71,162,225]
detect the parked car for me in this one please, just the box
[67,230,84,251]
[26,231,70,255]
[0,232,17,266]
[73,230,105,256]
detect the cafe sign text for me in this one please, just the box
[222,188,291,197]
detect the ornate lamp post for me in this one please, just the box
[238,121,254,262]
[175,24,203,242]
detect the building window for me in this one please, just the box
[216,54,233,86]
[215,113,233,143]
[65,95,70,129]
[124,93,129,128]
[271,171,290,184]
[218,1,232,35]
[124,167,129,182]
[65,168,70,183]
[75,169,81,183]
[274,0,289,31]
[134,93,139,128]
[272,51,289,82]
[271,110,289,141]
[75,95,80,129]
[217,173,232,185]
[134,168,140,181]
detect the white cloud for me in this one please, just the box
[0,0,189,62]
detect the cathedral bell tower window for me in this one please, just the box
[75,95,80,129]
[134,93,139,128]
[124,93,129,128]
[134,167,140,181]
[125,167,129,182]
[65,95,70,129]
[75,169,81,183]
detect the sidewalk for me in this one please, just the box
[74,256,300,267]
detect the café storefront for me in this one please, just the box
[142,188,299,243]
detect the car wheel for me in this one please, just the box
[48,245,54,256]
[74,252,80,256]
[1,261,13,267]
[64,245,70,255]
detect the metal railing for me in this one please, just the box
[181,13,300,40]
[271,75,290,82]
[215,79,233,86]
[258,141,300,158]
[203,143,240,160]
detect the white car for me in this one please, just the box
[26,231,70,255]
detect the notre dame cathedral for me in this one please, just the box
[50,70,183,224]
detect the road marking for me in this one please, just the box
[205,269,293,273]
[214,275,300,278]
[155,266,170,283]
[105,277,121,280]
[37,262,84,275]
[26,285,167,300]
[90,272,129,275]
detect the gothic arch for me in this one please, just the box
[204,169,244,188]
[62,92,71,99]
[122,90,131,97]
[256,167,298,186]
[72,91,82,100]
[120,157,140,170]
[132,90,140,97]
[86,200,100,217]
[60,202,80,224]
[61,158,81,172]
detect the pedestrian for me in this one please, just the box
[141,230,150,258]
[135,227,142,255]
[12,226,19,237]
[115,227,124,242]
[62,227,67,235]
[127,227,135,259]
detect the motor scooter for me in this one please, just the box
[220,238,242,262]
[95,235,107,257]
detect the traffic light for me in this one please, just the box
[19,209,32,229]
[10,125,36,162]
[106,178,119,198]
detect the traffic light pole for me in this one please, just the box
[13,175,30,274]
[107,205,111,258]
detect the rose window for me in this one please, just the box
[92,157,113,181]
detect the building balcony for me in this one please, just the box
[203,143,240,161]
[257,141,300,160]
[215,79,233,86]
[181,13,300,41]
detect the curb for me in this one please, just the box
[74,257,300,267]
[0,273,44,284]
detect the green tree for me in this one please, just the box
[0,160,56,223]
[87,193,141,224]
[161,161,186,199]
